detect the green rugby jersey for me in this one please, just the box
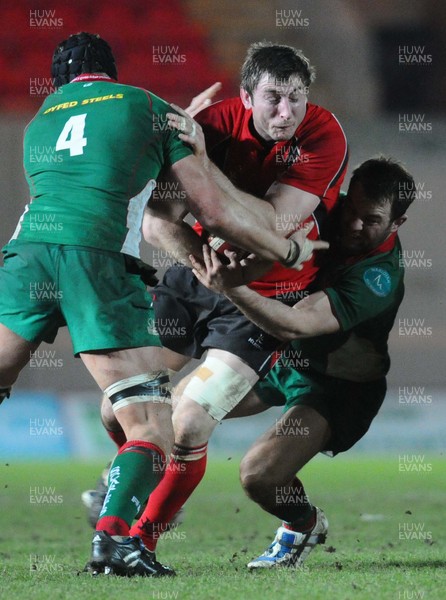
[12,75,192,256]
[291,234,404,382]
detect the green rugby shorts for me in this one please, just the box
[0,241,161,354]
[255,363,386,455]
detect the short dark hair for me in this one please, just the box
[51,32,117,88]
[240,41,316,96]
[349,157,416,220]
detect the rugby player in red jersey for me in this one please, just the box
[133,42,348,549]
[92,42,348,554]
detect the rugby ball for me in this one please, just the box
[207,235,248,260]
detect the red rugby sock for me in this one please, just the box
[130,443,208,550]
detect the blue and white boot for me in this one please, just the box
[247,507,328,569]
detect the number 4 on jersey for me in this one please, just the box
[56,114,87,156]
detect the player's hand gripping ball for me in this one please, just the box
[207,235,249,263]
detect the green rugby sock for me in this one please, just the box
[95,440,165,535]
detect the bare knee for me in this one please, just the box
[240,452,278,502]
[239,454,262,500]
[172,398,215,446]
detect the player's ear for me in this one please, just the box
[240,88,253,109]
[390,214,407,232]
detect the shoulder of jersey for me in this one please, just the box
[196,96,243,128]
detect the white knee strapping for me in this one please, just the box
[182,356,256,422]
[105,371,172,413]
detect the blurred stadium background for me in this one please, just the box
[0,0,445,460]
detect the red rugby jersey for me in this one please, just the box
[194,97,348,298]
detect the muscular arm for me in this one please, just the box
[145,162,319,270]
[169,154,293,262]
[205,161,275,230]
[265,182,319,233]
[143,173,203,267]
[144,157,298,266]
[190,246,339,341]
[223,287,340,341]
[143,212,202,268]
[143,84,223,266]
[207,163,319,232]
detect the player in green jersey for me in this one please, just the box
[0,32,318,577]
[190,157,416,569]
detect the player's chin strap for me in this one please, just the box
[104,372,171,413]
[0,387,11,405]
[281,238,314,270]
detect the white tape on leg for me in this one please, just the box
[182,356,255,422]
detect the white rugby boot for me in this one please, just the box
[247,507,328,569]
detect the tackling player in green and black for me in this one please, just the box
[190,157,416,569]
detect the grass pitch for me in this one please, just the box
[0,455,444,600]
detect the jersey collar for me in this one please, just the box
[343,231,398,265]
[70,73,116,83]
